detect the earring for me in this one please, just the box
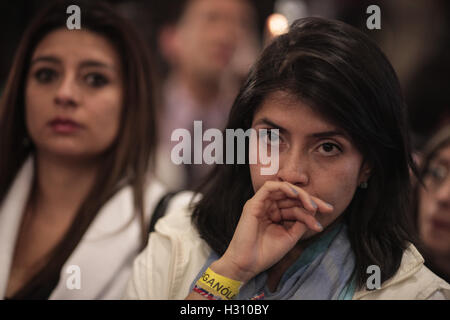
[359,181,368,189]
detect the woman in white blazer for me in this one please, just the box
[0,0,165,299]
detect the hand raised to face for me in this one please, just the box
[210,180,334,284]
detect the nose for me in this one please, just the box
[276,149,309,187]
[54,74,79,108]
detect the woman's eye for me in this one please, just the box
[34,68,57,83]
[318,142,341,156]
[427,164,448,183]
[261,129,280,145]
[84,73,109,87]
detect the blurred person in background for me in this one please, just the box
[414,126,450,283]
[155,0,260,190]
[0,0,165,299]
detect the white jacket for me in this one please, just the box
[125,192,450,300]
[0,157,166,299]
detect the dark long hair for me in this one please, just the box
[0,0,157,297]
[192,17,419,289]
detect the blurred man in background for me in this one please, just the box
[154,0,260,190]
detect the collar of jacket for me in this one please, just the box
[353,244,424,299]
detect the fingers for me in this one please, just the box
[253,181,317,214]
[279,207,323,232]
[276,197,333,214]
[285,221,308,242]
[310,195,334,213]
[252,181,298,204]
[254,181,334,214]
[249,180,333,233]
[268,198,323,232]
[286,183,334,214]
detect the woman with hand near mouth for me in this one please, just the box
[0,0,164,299]
[127,17,449,300]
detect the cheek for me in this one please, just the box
[315,162,361,219]
[249,163,263,192]
[25,81,52,138]
[298,163,361,239]
[86,89,123,148]
[249,163,276,192]
[418,188,433,226]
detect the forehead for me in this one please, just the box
[184,0,252,18]
[253,91,341,133]
[32,28,120,66]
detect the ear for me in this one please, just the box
[358,159,372,184]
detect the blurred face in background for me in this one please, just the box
[165,0,255,82]
[25,28,123,161]
[419,144,450,255]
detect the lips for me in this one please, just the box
[430,218,450,232]
[48,117,82,133]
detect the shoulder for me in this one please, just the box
[153,191,200,234]
[142,178,167,221]
[354,244,450,300]
[124,191,211,300]
[151,190,210,264]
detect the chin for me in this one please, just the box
[301,230,317,240]
[424,235,450,255]
[38,143,101,161]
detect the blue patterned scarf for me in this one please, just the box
[191,223,356,300]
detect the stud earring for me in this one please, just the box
[359,181,368,189]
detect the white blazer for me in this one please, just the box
[0,157,166,299]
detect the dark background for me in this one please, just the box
[1,0,449,148]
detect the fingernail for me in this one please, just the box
[326,203,334,210]
[316,222,323,230]
[289,185,299,196]
[310,200,318,209]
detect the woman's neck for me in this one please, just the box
[266,242,306,293]
[429,252,450,281]
[31,151,99,220]
[266,220,343,292]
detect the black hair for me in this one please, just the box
[192,17,419,289]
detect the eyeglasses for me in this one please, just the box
[424,162,449,190]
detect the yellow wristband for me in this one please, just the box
[196,267,242,300]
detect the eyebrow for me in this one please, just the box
[253,117,348,139]
[30,55,115,70]
[309,130,348,139]
[31,56,60,65]
[253,118,287,133]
